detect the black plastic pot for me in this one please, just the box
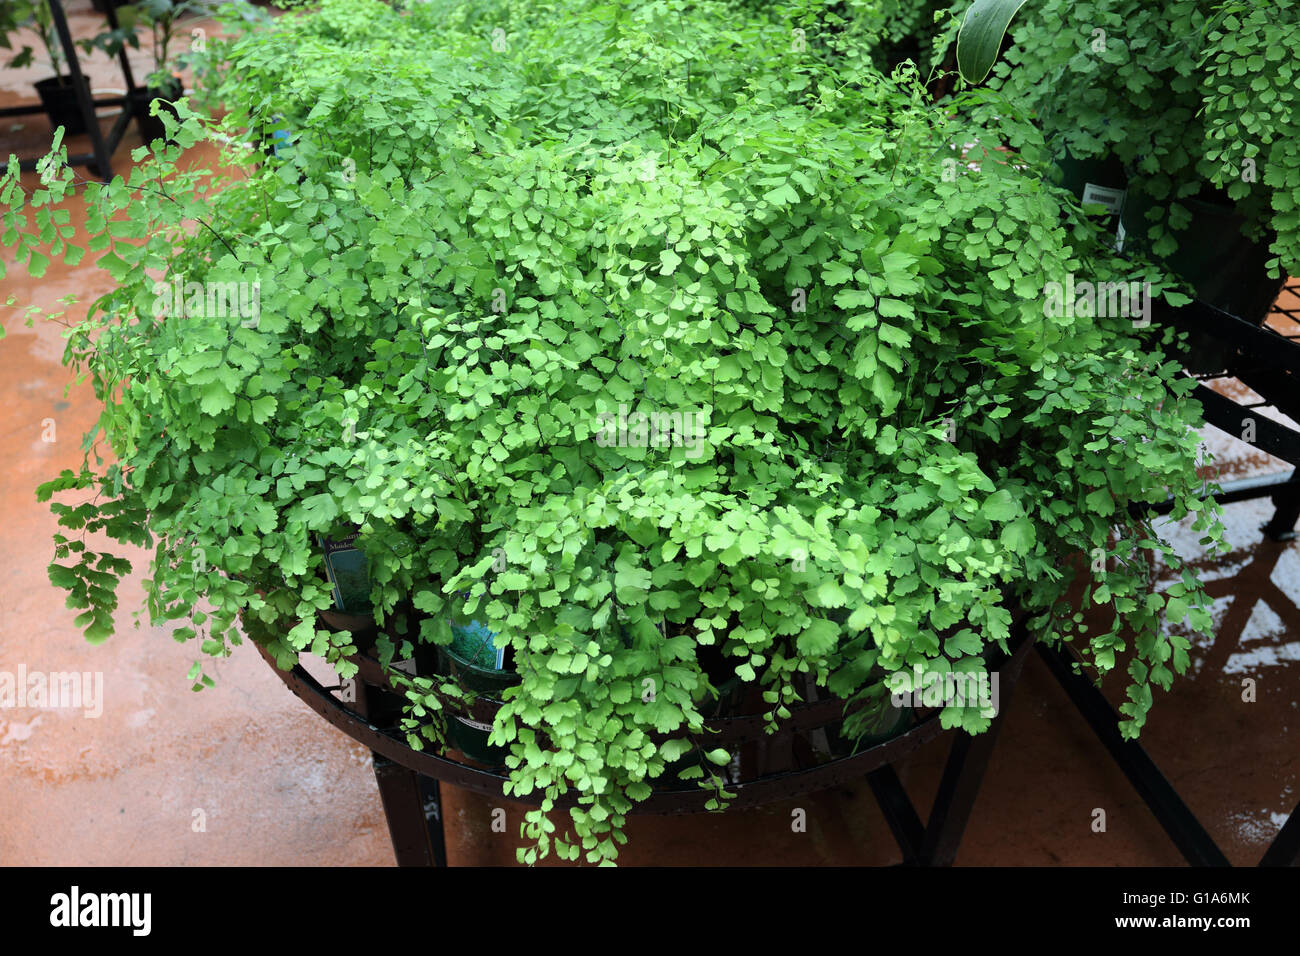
[35,75,93,136]
[1054,148,1128,223]
[1122,192,1285,328]
[131,76,183,145]
[818,678,912,759]
[1052,149,1284,329]
[318,607,379,654]
[814,607,913,754]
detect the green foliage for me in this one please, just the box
[1199,1,1300,274]
[83,0,226,87]
[1,0,1225,864]
[8,1,66,75]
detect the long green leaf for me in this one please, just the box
[956,0,1031,84]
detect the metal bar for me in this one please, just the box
[1262,468,1300,541]
[0,97,128,119]
[0,104,50,118]
[1234,365,1300,427]
[372,756,444,867]
[101,0,139,95]
[1258,797,1300,867]
[104,106,134,155]
[917,626,1034,866]
[1145,470,1300,516]
[1214,470,1300,505]
[1163,296,1300,377]
[47,0,113,181]
[254,639,958,814]
[865,765,924,864]
[351,672,449,867]
[1036,642,1231,866]
[347,641,888,749]
[919,734,987,866]
[1192,383,1300,467]
[417,775,449,867]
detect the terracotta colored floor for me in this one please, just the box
[1,5,1297,865]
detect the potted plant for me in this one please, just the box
[955,0,1294,325]
[0,0,33,66]
[131,0,207,143]
[2,0,1226,865]
[85,0,217,144]
[6,0,94,135]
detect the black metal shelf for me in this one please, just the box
[257,282,1300,866]
[0,0,143,181]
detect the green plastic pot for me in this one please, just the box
[437,645,520,767]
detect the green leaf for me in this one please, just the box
[250,396,277,424]
[1085,487,1115,516]
[659,739,691,761]
[48,563,80,589]
[822,261,854,286]
[797,618,840,656]
[957,0,1032,84]
[980,488,1021,521]
[1000,516,1036,553]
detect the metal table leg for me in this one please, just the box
[47,0,112,181]
[865,765,924,864]
[1258,796,1300,867]
[350,676,449,867]
[372,756,448,867]
[1263,468,1300,541]
[1036,642,1231,866]
[916,632,1034,866]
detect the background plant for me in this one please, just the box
[9,0,69,80]
[962,0,1299,277]
[1,0,36,68]
[3,0,1225,864]
[79,0,221,89]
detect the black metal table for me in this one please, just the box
[257,622,1036,866]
